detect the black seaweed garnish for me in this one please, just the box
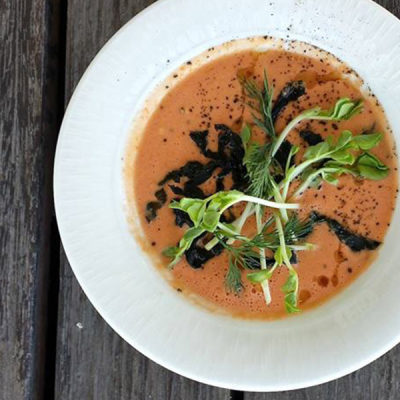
[274,139,294,172]
[145,202,162,222]
[290,251,299,265]
[300,130,323,146]
[173,207,194,228]
[189,130,218,159]
[268,81,306,174]
[158,170,181,186]
[155,188,167,204]
[311,212,381,252]
[272,81,306,122]
[145,189,167,222]
[169,185,185,196]
[223,209,236,224]
[185,242,224,269]
[146,125,248,223]
[159,161,214,186]
[182,183,206,199]
[148,84,309,255]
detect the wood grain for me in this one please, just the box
[244,351,400,400]
[56,248,230,399]
[378,0,400,15]
[54,1,231,399]
[0,0,62,399]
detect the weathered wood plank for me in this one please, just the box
[244,349,400,400]
[378,0,400,15]
[56,248,231,399]
[55,1,231,399]
[0,0,62,399]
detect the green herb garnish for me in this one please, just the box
[240,71,276,138]
[162,71,389,314]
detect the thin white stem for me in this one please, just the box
[256,206,267,269]
[226,203,255,245]
[256,205,271,305]
[216,222,238,236]
[290,172,319,200]
[281,159,316,201]
[204,239,216,251]
[205,204,255,251]
[261,280,272,305]
[275,214,293,269]
[272,114,305,157]
[205,194,296,251]
[290,167,340,200]
[290,244,317,251]
[272,186,288,222]
[261,262,279,306]
[204,236,219,251]
[292,173,320,200]
[241,195,298,210]
[275,214,299,298]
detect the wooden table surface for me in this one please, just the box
[1,0,400,399]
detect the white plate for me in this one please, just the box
[54,0,400,392]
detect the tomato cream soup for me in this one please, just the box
[125,37,398,319]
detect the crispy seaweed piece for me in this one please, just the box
[145,202,162,222]
[274,139,294,172]
[311,212,381,252]
[159,127,247,189]
[269,82,306,172]
[145,189,167,222]
[272,81,306,122]
[146,81,305,223]
[185,242,224,269]
[290,251,299,265]
[158,170,181,186]
[148,126,248,223]
[159,161,214,186]
[155,188,167,204]
[189,130,219,159]
[169,185,185,196]
[185,162,218,186]
[215,124,245,159]
[300,130,323,146]
[215,125,248,191]
[184,229,225,269]
[189,126,248,191]
[182,183,206,199]
[173,208,194,228]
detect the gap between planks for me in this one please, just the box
[38,0,68,398]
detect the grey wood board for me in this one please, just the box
[55,0,231,399]
[0,0,61,399]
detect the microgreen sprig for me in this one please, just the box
[240,71,276,138]
[165,191,298,266]
[272,98,363,157]
[284,131,388,200]
[162,71,390,314]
